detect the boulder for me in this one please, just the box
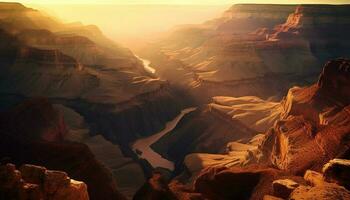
[272,179,299,198]
[52,179,89,200]
[290,184,350,200]
[322,159,350,190]
[43,170,70,195]
[303,170,325,186]
[19,164,46,185]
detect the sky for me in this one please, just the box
[28,4,228,47]
[5,0,350,48]
[4,0,350,5]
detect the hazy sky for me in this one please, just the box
[7,0,350,49]
[6,0,350,5]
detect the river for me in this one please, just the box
[132,107,196,170]
[135,55,156,74]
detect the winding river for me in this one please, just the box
[132,107,196,170]
[135,55,156,74]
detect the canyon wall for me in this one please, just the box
[139,4,350,102]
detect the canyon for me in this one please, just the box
[0,2,349,200]
[138,4,350,102]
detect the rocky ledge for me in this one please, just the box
[0,163,89,200]
[0,98,126,200]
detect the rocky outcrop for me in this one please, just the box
[272,179,299,198]
[290,184,350,200]
[0,163,89,200]
[278,160,350,200]
[137,59,350,199]
[317,59,350,104]
[184,134,265,175]
[192,166,291,200]
[322,159,350,190]
[259,58,350,173]
[215,4,296,34]
[0,98,126,200]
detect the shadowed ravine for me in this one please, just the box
[132,107,196,170]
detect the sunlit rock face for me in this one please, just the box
[163,95,283,173]
[140,4,350,101]
[214,4,296,34]
[260,58,350,173]
[137,59,350,200]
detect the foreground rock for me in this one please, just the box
[290,184,350,200]
[323,159,350,190]
[0,163,89,200]
[0,98,126,200]
[272,179,299,198]
[297,160,350,200]
[193,166,285,200]
[134,170,176,200]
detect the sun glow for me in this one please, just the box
[6,0,350,48]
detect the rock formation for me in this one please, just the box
[0,163,89,200]
[137,58,350,199]
[0,98,126,200]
